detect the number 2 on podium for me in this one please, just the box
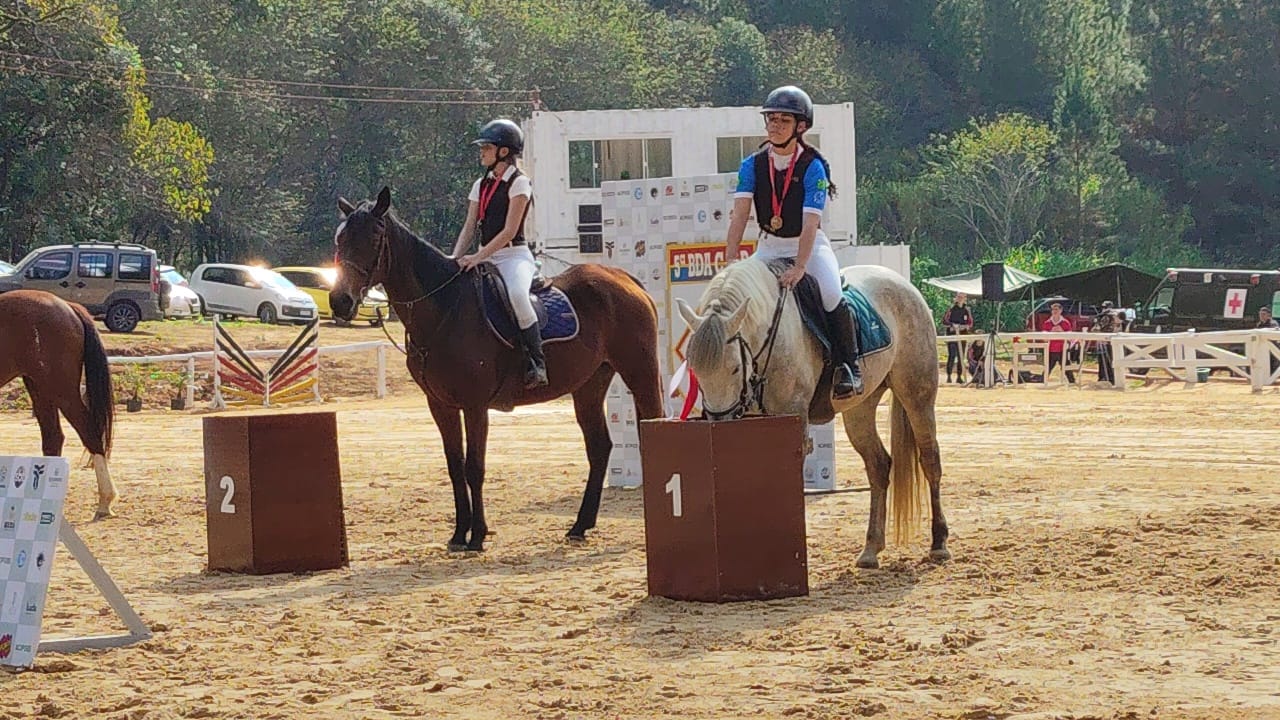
[219,475,236,514]
[665,473,682,517]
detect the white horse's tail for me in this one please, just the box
[889,393,926,545]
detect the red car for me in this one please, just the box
[1025,298,1099,332]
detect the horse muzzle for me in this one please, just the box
[329,290,358,321]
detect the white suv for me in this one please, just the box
[188,263,318,324]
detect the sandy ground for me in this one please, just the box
[1,323,1278,719]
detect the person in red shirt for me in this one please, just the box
[1041,302,1076,383]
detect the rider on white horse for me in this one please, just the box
[725,85,863,397]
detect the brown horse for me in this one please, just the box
[330,187,663,551]
[0,290,117,519]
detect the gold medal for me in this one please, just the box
[769,215,783,231]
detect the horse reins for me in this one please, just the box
[337,216,462,357]
[699,287,789,420]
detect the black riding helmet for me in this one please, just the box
[472,118,524,156]
[761,85,814,129]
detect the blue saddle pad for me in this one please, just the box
[843,286,892,356]
[763,258,892,361]
[480,274,580,347]
[795,284,894,360]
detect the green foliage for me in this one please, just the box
[1124,0,1280,263]
[0,0,213,262]
[0,0,1261,278]
[926,113,1057,256]
[706,17,768,106]
[1052,64,1121,247]
[1003,241,1106,278]
[126,89,216,223]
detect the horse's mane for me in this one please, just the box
[379,209,446,278]
[686,258,779,369]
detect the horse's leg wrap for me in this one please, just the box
[826,302,863,398]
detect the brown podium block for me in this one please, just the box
[638,415,808,602]
[203,410,348,574]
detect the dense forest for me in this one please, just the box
[2,0,1277,286]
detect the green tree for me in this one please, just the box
[1052,65,1113,247]
[0,0,212,261]
[926,113,1057,258]
[1125,0,1280,263]
[706,17,768,106]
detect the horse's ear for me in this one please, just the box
[337,197,356,218]
[372,186,392,217]
[725,299,751,337]
[675,298,704,331]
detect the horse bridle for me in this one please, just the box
[698,289,789,420]
[335,214,390,304]
[335,214,462,356]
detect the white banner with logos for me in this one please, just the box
[0,456,70,669]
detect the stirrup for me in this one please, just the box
[833,363,863,398]
[524,363,549,389]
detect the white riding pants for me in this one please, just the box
[490,244,538,329]
[755,229,843,311]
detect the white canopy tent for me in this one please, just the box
[923,266,1044,297]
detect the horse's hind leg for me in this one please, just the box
[53,382,117,520]
[25,378,65,457]
[840,385,891,569]
[612,346,663,419]
[898,390,949,562]
[568,364,617,541]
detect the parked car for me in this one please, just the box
[1025,297,1099,332]
[0,242,164,332]
[188,263,318,324]
[159,265,202,319]
[273,265,391,326]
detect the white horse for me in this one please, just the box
[676,256,948,568]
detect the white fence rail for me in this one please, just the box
[937,329,1280,391]
[107,341,394,407]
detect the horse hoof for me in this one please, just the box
[855,554,880,570]
[91,510,115,522]
[564,532,587,545]
[929,547,952,563]
[465,542,485,553]
[447,540,469,552]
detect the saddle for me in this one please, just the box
[476,263,580,349]
[764,258,894,423]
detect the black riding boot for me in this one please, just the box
[519,325,549,389]
[827,304,864,398]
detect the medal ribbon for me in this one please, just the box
[768,148,801,229]
[477,175,502,225]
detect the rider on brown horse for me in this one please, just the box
[450,119,548,389]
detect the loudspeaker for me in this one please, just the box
[981,262,1005,302]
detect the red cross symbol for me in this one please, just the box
[1228,292,1245,313]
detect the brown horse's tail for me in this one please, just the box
[77,310,115,458]
[889,393,924,545]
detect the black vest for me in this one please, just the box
[751,148,817,239]
[477,169,529,246]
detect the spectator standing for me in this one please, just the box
[1041,302,1077,384]
[942,293,974,383]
